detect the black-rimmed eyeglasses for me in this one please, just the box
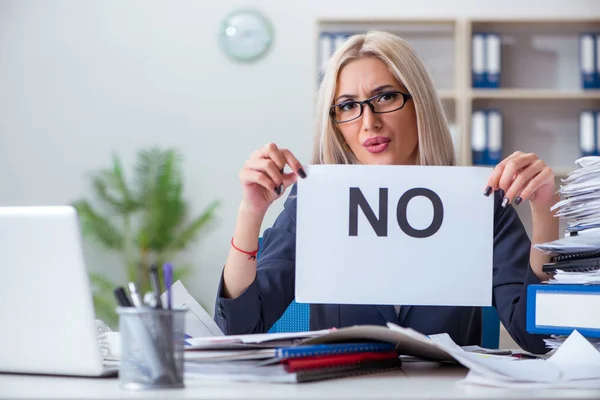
[329,91,413,124]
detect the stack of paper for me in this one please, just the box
[533,157,600,285]
[544,336,600,351]
[551,156,600,237]
[457,330,600,389]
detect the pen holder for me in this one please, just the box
[117,307,187,390]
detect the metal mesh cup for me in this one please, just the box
[117,307,187,390]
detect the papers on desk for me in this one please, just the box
[160,280,224,338]
[458,330,600,389]
[98,281,223,362]
[544,336,600,351]
[181,322,600,387]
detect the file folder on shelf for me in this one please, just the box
[485,33,501,89]
[472,33,501,88]
[317,32,353,84]
[580,111,597,157]
[526,284,600,338]
[486,109,503,165]
[471,110,487,165]
[472,34,486,88]
[597,34,600,88]
[580,33,597,89]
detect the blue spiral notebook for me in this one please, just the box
[273,342,396,359]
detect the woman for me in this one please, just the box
[214,31,558,354]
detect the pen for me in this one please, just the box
[113,286,134,307]
[149,264,163,309]
[128,282,143,308]
[163,263,173,310]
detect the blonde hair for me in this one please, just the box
[311,30,456,166]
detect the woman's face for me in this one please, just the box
[332,57,419,165]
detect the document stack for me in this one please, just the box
[527,156,600,348]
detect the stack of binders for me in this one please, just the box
[528,156,600,349]
[580,33,600,89]
[472,32,501,89]
[471,109,503,166]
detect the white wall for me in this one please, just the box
[0,0,598,315]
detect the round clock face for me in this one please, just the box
[219,9,273,62]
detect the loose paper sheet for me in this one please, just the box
[295,165,494,306]
[161,280,224,338]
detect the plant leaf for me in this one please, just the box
[172,264,192,283]
[165,200,220,253]
[73,200,124,250]
[111,152,136,209]
[135,148,187,251]
[89,272,116,293]
[92,292,119,329]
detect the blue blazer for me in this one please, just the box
[214,185,550,354]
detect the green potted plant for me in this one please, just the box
[73,147,219,327]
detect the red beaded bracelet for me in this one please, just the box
[231,237,259,261]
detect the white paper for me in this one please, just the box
[456,330,600,388]
[160,280,224,338]
[295,165,494,306]
[186,329,331,349]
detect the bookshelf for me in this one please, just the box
[315,17,600,237]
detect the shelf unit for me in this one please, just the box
[316,17,600,175]
[316,17,600,237]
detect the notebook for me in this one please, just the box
[185,358,402,383]
[542,256,600,274]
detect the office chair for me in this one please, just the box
[261,237,501,348]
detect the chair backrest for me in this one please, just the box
[481,306,500,349]
[260,238,500,347]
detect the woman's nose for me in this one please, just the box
[361,104,381,131]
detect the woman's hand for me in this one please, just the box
[239,142,306,215]
[484,151,557,209]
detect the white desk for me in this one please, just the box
[2,362,599,400]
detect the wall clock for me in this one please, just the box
[219,9,274,62]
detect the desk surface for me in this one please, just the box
[2,362,599,400]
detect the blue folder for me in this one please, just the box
[526,284,600,338]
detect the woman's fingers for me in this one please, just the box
[497,153,537,194]
[239,169,280,195]
[260,143,307,179]
[517,166,554,203]
[281,149,307,178]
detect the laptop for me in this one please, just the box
[0,206,118,377]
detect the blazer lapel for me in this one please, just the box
[398,305,413,326]
[376,305,399,323]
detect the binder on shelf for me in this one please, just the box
[486,109,503,165]
[579,33,597,89]
[318,33,334,81]
[333,33,349,54]
[471,110,487,165]
[471,33,486,88]
[485,33,501,89]
[597,34,600,88]
[526,284,600,338]
[580,110,596,157]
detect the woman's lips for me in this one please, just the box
[363,136,391,154]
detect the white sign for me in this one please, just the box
[295,165,494,307]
